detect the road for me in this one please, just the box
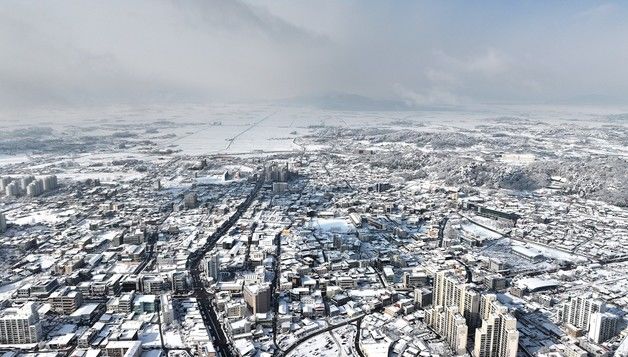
[454,258,473,283]
[437,217,449,248]
[354,317,366,357]
[277,314,366,357]
[270,227,292,354]
[271,229,285,353]
[243,221,259,269]
[187,174,265,357]
[271,183,307,354]
[388,339,400,357]
[224,111,276,151]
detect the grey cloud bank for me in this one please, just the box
[1,0,628,109]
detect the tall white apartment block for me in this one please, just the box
[426,305,468,355]
[588,312,618,343]
[562,293,606,331]
[0,302,43,344]
[473,297,519,357]
[432,269,480,327]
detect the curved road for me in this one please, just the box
[277,314,365,357]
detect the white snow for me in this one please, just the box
[312,218,355,233]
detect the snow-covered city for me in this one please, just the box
[2,1,628,356]
[0,104,627,357]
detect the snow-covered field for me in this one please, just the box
[6,208,76,225]
[2,103,625,159]
[286,331,341,357]
[0,154,30,167]
[311,218,355,233]
[515,241,588,263]
[460,221,503,240]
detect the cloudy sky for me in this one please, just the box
[1,0,627,108]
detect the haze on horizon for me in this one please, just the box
[1,0,628,110]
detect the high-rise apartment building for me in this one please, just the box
[426,305,468,355]
[5,181,19,197]
[588,312,618,344]
[19,175,35,191]
[428,271,520,356]
[426,269,481,355]
[42,175,58,192]
[244,283,271,314]
[0,302,43,344]
[27,180,43,197]
[562,293,606,331]
[432,269,481,327]
[473,297,519,357]
[0,177,12,192]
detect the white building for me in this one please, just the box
[42,175,58,192]
[160,293,174,325]
[26,180,43,197]
[103,340,142,357]
[588,312,618,343]
[5,181,19,197]
[0,212,6,233]
[426,305,468,355]
[562,293,606,331]
[473,297,519,357]
[0,302,43,344]
[206,253,221,282]
[431,269,481,327]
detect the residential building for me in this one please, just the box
[244,283,271,314]
[562,294,606,331]
[473,299,519,357]
[0,303,43,344]
[49,287,84,314]
[588,312,617,344]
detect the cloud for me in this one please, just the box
[574,3,617,21]
[0,0,331,107]
[1,1,628,109]
[394,84,465,107]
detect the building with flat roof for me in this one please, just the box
[588,312,618,344]
[473,297,519,357]
[0,302,43,344]
[244,283,271,314]
[49,286,84,314]
[103,340,142,357]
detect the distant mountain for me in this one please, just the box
[552,94,627,106]
[279,92,413,111]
